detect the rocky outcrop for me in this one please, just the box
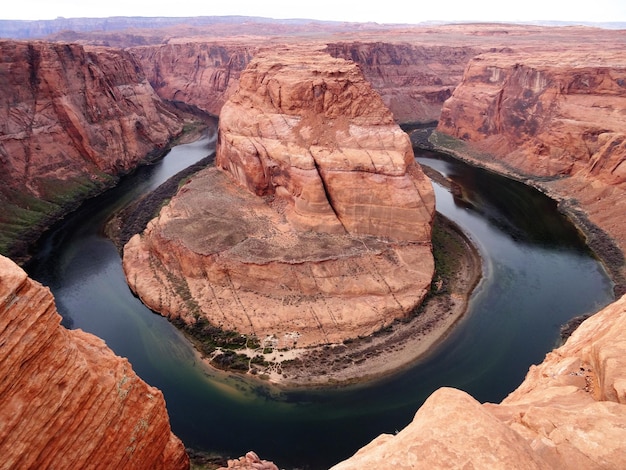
[0,40,183,259]
[218,451,279,470]
[123,47,435,358]
[435,49,626,293]
[0,254,189,469]
[332,294,626,470]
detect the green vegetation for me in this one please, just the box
[430,214,468,294]
[170,316,265,373]
[0,173,113,260]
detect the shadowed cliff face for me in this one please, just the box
[0,255,189,469]
[123,47,435,356]
[326,42,480,123]
[0,40,183,259]
[131,42,258,116]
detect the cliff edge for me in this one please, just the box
[435,48,626,292]
[332,293,626,470]
[0,255,189,469]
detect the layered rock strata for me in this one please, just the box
[131,41,258,116]
[0,40,183,259]
[132,40,479,125]
[332,293,626,470]
[0,255,189,469]
[123,47,435,352]
[436,49,626,291]
[326,42,480,123]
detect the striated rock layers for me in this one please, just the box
[0,40,183,259]
[332,293,626,470]
[0,255,189,469]
[123,47,435,351]
[130,41,258,116]
[436,49,626,290]
[130,40,479,124]
[326,42,480,124]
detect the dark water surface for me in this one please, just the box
[25,132,614,469]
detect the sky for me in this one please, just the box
[2,0,625,24]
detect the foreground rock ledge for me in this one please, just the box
[332,293,626,470]
[123,47,435,359]
[0,255,188,469]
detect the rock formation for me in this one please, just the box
[0,40,183,260]
[0,254,189,469]
[326,42,480,123]
[332,293,626,470]
[435,48,626,292]
[132,40,480,125]
[123,46,435,355]
[131,41,258,116]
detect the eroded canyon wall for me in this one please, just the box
[0,254,189,469]
[435,48,626,291]
[130,40,479,125]
[0,40,183,259]
[326,42,480,123]
[130,41,258,116]
[332,293,626,470]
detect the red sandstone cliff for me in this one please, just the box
[435,48,626,291]
[123,47,435,370]
[130,41,258,116]
[332,294,626,469]
[0,254,189,469]
[130,39,479,125]
[0,40,183,259]
[326,42,480,123]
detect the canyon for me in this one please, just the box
[0,17,625,469]
[435,48,626,293]
[122,46,436,357]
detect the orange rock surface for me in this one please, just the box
[0,255,189,469]
[332,294,626,470]
[123,47,435,350]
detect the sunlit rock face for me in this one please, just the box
[123,46,435,350]
[0,255,189,469]
[216,46,435,241]
[438,50,626,183]
[332,294,626,470]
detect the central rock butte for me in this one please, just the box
[123,46,435,360]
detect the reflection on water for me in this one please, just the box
[25,133,614,469]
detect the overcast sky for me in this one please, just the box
[2,0,625,24]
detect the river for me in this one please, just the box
[25,124,614,470]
